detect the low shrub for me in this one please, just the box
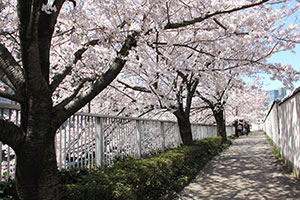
[61,136,231,200]
[0,179,18,200]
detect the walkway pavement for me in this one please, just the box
[175,131,300,200]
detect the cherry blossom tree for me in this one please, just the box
[0,0,300,199]
[194,67,268,141]
[195,69,236,142]
[225,82,269,124]
[0,0,140,198]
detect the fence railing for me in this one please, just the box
[0,103,235,180]
[0,103,20,181]
[55,113,183,170]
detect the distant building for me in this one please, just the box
[266,87,287,106]
[266,90,279,105]
[278,87,287,99]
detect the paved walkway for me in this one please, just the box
[175,131,300,200]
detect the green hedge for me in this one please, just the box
[0,136,232,199]
[60,136,231,200]
[0,179,16,200]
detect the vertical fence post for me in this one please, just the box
[7,110,11,180]
[68,117,72,169]
[136,120,142,158]
[64,121,67,169]
[87,116,91,168]
[59,127,62,170]
[80,116,83,168]
[76,116,79,168]
[160,122,165,152]
[96,117,104,168]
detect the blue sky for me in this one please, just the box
[263,44,300,91]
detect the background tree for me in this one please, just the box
[225,83,269,124]
[116,0,300,144]
[196,70,236,142]
[0,0,300,199]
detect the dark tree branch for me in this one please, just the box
[176,83,185,114]
[155,30,159,63]
[53,26,75,38]
[0,69,16,91]
[173,43,278,67]
[117,80,167,110]
[219,78,233,102]
[67,0,76,7]
[23,0,69,85]
[0,43,25,100]
[0,31,20,45]
[213,18,228,30]
[116,107,126,116]
[0,119,24,153]
[176,70,188,84]
[196,90,215,109]
[213,18,248,35]
[109,84,137,102]
[50,39,101,93]
[52,32,139,129]
[191,111,214,124]
[164,0,270,29]
[148,84,166,109]
[166,2,171,24]
[54,77,93,110]
[117,80,151,93]
[191,106,211,111]
[276,37,300,44]
[0,90,23,102]
[185,77,199,115]
[138,107,155,118]
[50,66,72,94]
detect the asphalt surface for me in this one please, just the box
[174,131,300,200]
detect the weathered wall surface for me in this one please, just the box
[263,89,300,179]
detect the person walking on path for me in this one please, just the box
[245,123,250,136]
[175,131,300,200]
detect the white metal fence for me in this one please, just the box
[0,103,20,181]
[55,113,183,170]
[0,103,235,180]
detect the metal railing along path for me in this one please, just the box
[0,103,235,180]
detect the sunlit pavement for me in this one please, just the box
[174,131,300,200]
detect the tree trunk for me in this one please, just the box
[214,109,227,142]
[15,97,61,199]
[174,112,193,145]
[16,134,60,200]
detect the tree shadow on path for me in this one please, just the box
[174,131,300,200]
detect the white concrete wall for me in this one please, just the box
[226,126,235,137]
[263,90,300,179]
[264,103,280,147]
[191,124,235,140]
[251,123,262,131]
